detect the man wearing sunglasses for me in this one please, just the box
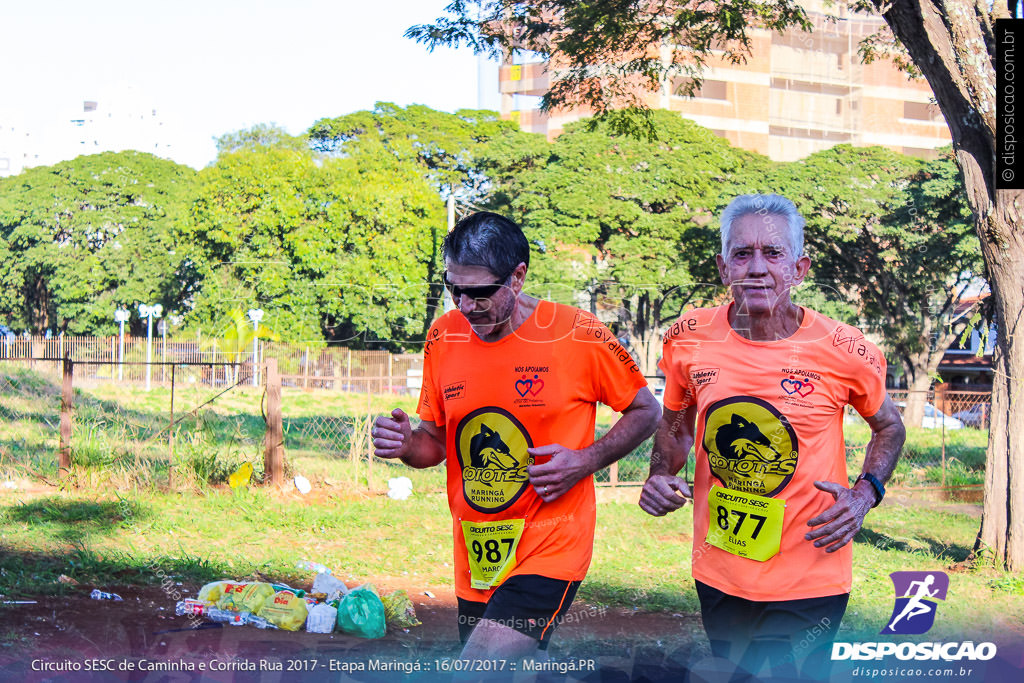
[373,211,660,662]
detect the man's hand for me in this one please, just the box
[526,444,591,503]
[639,475,692,516]
[373,408,413,459]
[805,480,874,553]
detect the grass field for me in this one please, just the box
[0,365,1017,648]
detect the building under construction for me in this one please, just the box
[498,1,951,160]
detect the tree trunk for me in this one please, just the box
[30,275,50,334]
[631,329,662,377]
[978,230,1024,570]
[421,224,443,341]
[877,0,1024,569]
[903,367,932,429]
[901,326,959,428]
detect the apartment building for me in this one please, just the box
[498,1,951,160]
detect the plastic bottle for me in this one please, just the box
[206,608,247,625]
[243,613,278,629]
[202,608,278,629]
[90,589,123,601]
[175,599,208,617]
[296,560,330,574]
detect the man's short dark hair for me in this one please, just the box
[443,211,530,276]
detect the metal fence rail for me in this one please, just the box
[0,341,994,492]
[0,336,423,394]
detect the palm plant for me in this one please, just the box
[214,309,280,384]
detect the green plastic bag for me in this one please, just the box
[336,587,386,639]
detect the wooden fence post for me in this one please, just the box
[168,364,176,489]
[264,358,285,486]
[934,382,949,487]
[59,355,74,478]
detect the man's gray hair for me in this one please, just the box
[720,194,805,257]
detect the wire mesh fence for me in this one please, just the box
[0,358,267,488]
[0,362,63,476]
[0,351,992,495]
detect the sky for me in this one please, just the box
[0,0,493,169]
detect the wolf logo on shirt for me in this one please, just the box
[469,424,519,474]
[456,407,533,513]
[703,397,799,497]
[716,414,787,470]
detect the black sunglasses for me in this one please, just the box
[442,269,513,300]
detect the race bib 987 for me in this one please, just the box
[461,519,525,589]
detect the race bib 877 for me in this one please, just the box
[705,486,785,561]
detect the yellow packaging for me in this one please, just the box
[215,582,276,614]
[258,590,310,631]
[196,580,229,605]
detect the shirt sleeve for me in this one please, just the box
[659,334,693,412]
[416,325,444,425]
[579,317,649,412]
[847,338,888,418]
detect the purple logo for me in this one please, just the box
[881,571,949,635]
[780,377,815,397]
[514,374,544,398]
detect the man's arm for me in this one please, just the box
[372,409,446,469]
[526,387,660,503]
[805,394,906,552]
[638,406,697,516]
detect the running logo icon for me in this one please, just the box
[881,571,949,635]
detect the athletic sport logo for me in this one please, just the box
[702,397,798,497]
[881,571,949,635]
[455,407,533,513]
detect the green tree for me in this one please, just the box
[308,103,534,201]
[776,145,982,426]
[504,111,772,373]
[412,0,1024,570]
[308,103,544,336]
[408,1,810,136]
[0,152,196,335]
[183,124,444,348]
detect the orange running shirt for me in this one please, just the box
[660,304,887,601]
[417,300,648,602]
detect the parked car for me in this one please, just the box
[953,403,990,429]
[896,402,964,430]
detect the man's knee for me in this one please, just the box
[460,617,540,659]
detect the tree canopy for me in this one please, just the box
[183,122,445,347]
[499,110,773,372]
[0,151,196,335]
[408,1,811,136]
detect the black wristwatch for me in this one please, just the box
[856,472,885,508]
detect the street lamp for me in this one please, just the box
[247,308,264,386]
[158,318,168,383]
[138,303,162,390]
[114,308,130,381]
